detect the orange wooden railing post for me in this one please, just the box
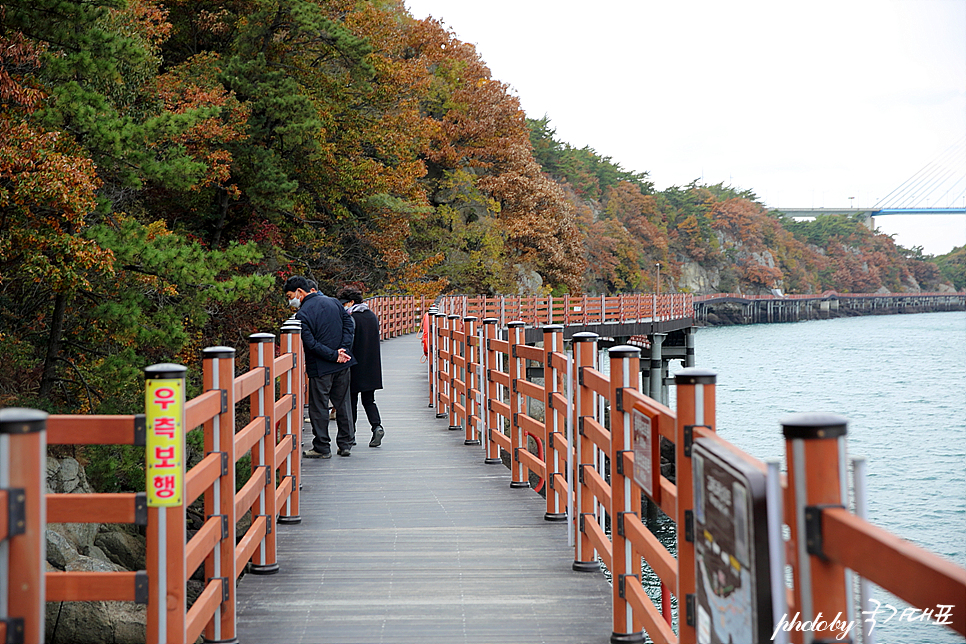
[507,321,529,489]
[609,345,645,643]
[248,333,279,575]
[783,413,851,643]
[674,368,716,644]
[279,322,303,525]
[463,316,481,446]
[447,314,463,433]
[434,312,448,419]
[1,408,47,644]
[482,318,503,465]
[572,331,599,571]
[144,363,188,644]
[542,324,567,522]
[426,306,437,409]
[201,346,239,643]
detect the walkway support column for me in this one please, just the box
[508,321,529,489]
[609,346,645,644]
[674,367,717,644]
[649,333,666,404]
[543,324,567,521]
[248,333,279,575]
[145,363,188,644]
[572,331,599,571]
[482,318,502,465]
[783,413,851,643]
[1,407,47,644]
[201,346,239,643]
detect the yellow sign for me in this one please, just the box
[145,378,184,507]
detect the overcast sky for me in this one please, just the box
[404,0,966,255]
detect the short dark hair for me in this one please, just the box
[283,276,310,293]
[336,286,363,304]
[306,279,318,292]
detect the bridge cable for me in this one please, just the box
[874,135,966,209]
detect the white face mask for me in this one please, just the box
[289,297,301,310]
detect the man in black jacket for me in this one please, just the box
[284,276,357,458]
[337,287,384,447]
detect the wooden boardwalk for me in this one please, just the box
[235,333,614,644]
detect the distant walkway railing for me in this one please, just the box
[435,293,694,327]
[429,312,966,643]
[1,323,306,644]
[695,290,965,302]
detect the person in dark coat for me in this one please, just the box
[336,287,384,447]
[284,276,357,457]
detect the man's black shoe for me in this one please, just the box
[369,426,385,448]
[337,448,351,457]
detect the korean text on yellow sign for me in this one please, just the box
[145,378,184,506]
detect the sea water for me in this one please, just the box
[678,311,966,644]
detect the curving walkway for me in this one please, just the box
[235,333,613,644]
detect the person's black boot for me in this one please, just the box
[369,425,385,447]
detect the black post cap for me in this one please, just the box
[781,412,848,440]
[0,408,48,434]
[608,345,641,359]
[572,332,599,342]
[463,316,478,322]
[482,318,499,324]
[674,367,716,385]
[249,333,275,343]
[542,324,565,332]
[448,314,460,319]
[144,363,188,379]
[202,346,236,359]
[507,321,525,328]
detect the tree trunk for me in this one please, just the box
[211,187,229,250]
[38,292,68,399]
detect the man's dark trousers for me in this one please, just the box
[307,368,354,454]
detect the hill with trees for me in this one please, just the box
[0,0,958,416]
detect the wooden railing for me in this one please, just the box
[429,312,966,643]
[434,293,694,327]
[366,295,430,339]
[0,321,305,644]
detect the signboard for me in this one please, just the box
[692,438,772,644]
[145,378,184,506]
[632,409,659,501]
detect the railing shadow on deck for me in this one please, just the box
[427,305,966,644]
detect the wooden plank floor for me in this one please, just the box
[235,333,614,644]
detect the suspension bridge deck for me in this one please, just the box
[234,332,613,644]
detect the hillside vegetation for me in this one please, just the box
[0,0,957,415]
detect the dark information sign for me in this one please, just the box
[691,438,772,644]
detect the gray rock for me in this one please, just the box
[46,456,99,554]
[46,556,147,644]
[95,530,146,571]
[47,522,97,560]
[45,529,80,570]
[46,457,93,494]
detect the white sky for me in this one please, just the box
[404,0,966,255]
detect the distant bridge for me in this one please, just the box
[775,136,966,229]
[776,206,966,231]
